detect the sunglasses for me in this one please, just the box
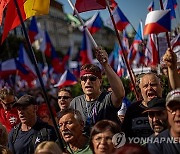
[58,96,71,100]
[80,75,97,82]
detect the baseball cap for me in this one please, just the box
[13,94,36,107]
[166,88,180,106]
[143,97,166,113]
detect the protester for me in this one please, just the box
[34,141,62,154]
[122,72,162,138]
[58,108,93,154]
[90,120,121,154]
[148,88,180,154]
[37,103,58,127]
[57,88,72,111]
[70,48,125,134]
[0,123,8,146]
[163,48,180,89]
[143,97,168,137]
[0,87,20,133]
[8,94,57,154]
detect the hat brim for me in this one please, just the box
[143,107,165,113]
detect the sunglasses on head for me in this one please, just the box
[80,75,97,82]
[58,96,71,100]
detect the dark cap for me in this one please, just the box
[143,97,166,113]
[13,95,36,107]
[166,88,180,106]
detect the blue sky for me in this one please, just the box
[57,0,180,32]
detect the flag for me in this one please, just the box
[144,10,171,35]
[111,6,129,31]
[1,0,50,43]
[164,0,176,19]
[75,0,106,13]
[84,12,103,34]
[44,31,52,57]
[171,33,180,49]
[17,44,37,85]
[54,70,77,88]
[0,0,11,25]
[144,34,159,66]
[117,56,127,77]
[28,17,39,43]
[128,21,143,65]
[80,30,93,65]
[147,1,154,12]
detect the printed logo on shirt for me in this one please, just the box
[35,137,41,144]
[9,116,17,125]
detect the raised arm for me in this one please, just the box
[163,48,180,89]
[95,47,125,108]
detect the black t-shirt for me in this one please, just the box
[122,100,153,138]
[148,129,180,154]
[8,119,57,154]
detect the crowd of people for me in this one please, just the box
[0,47,180,154]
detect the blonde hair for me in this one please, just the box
[34,141,62,154]
[0,123,8,146]
[0,145,12,154]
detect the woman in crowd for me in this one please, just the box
[90,120,121,154]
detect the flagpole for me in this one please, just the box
[13,0,65,151]
[155,34,160,64]
[159,0,172,49]
[105,0,139,100]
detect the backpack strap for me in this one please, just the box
[12,123,21,143]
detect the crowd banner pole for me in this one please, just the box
[105,0,139,100]
[13,0,65,151]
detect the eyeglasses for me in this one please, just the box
[58,96,71,100]
[80,75,97,82]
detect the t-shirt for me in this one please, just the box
[70,91,121,135]
[122,100,153,138]
[0,106,20,132]
[147,129,180,154]
[8,119,57,154]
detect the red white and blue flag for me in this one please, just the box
[144,10,171,35]
[28,17,39,43]
[171,33,180,49]
[111,6,129,31]
[164,0,177,19]
[117,56,127,77]
[80,30,93,65]
[54,70,77,88]
[84,12,103,34]
[147,1,154,12]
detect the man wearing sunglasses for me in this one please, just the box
[70,48,125,135]
[0,87,20,132]
[57,88,72,111]
[148,89,180,154]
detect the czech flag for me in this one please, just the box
[85,12,103,34]
[80,30,93,65]
[1,0,50,43]
[164,0,176,19]
[54,70,77,88]
[75,0,106,13]
[28,16,39,43]
[171,34,180,49]
[111,6,129,31]
[144,10,171,35]
[147,1,154,12]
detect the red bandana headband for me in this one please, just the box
[80,70,102,79]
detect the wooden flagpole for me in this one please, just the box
[13,0,65,151]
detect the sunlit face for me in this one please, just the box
[58,91,72,111]
[17,105,37,124]
[148,110,168,136]
[166,101,180,137]
[0,95,16,111]
[139,74,162,103]
[59,113,84,144]
[80,74,101,99]
[92,130,115,154]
